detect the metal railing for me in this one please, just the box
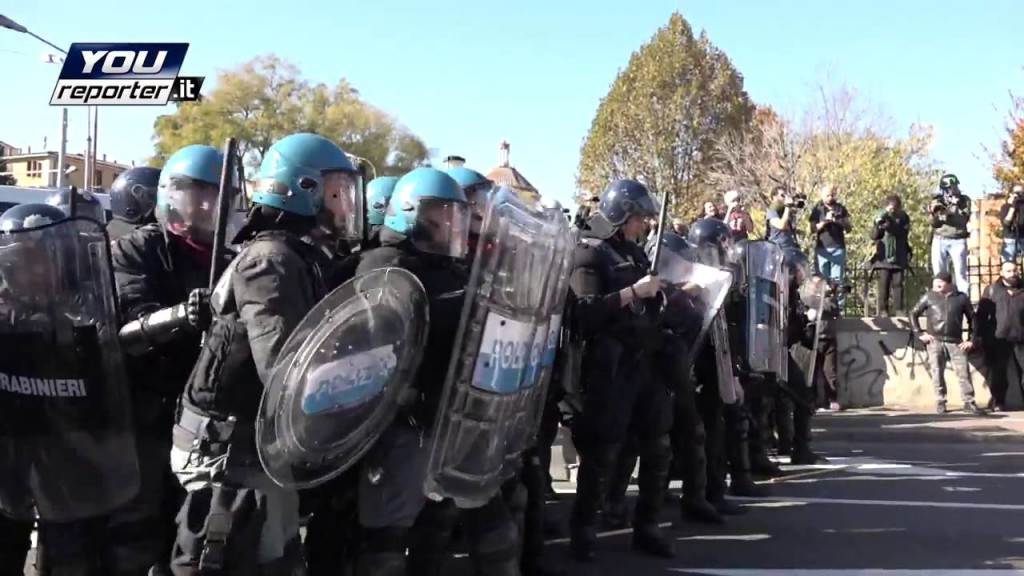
[841,260,1005,317]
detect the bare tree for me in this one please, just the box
[705,108,808,209]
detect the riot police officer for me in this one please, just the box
[46,187,107,222]
[169,135,348,574]
[688,219,768,500]
[109,145,235,576]
[352,167,491,573]
[365,176,398,250]
[443,166,492,254]
[107,166,161,239]
[568,179,675,562]
[781,248,829,464]
[0,204,63,576]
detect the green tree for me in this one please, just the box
[151,54,429,176]
[576,12,754,216]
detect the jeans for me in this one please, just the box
[1002,237,1022,263]
[930,236,969,294]
[815,246,847,308]
[927,340,975,404]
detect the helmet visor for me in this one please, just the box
[411,198,471,259]
[318,170,364,242]
[157,176,218,246]
[463,181,493,235]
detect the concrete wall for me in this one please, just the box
[835,317,1020,410]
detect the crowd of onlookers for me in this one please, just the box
[576,176,1024,413]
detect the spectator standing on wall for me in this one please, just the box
[928,173,971,294]
[870,194,912,316]
[765,186,801,252]
[975,260,1024,411]
[701,201,721,219]
[722,190,754,240]
[808,184,852,308]
[999,182,1024,262]
[910,271,984,415]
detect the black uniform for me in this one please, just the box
[568,230,674,562]
[170,228,328,575]
[777,280,827,464]
[353,229,482,576]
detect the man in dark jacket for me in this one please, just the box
[976,260,1024,411]
[870,194,911,316]
[1000,183,1024,263]
[910,271,984,414]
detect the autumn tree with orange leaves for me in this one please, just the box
[993,86,1024,190]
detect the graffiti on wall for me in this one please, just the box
[836,328,935,408]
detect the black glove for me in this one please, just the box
[186,288,213,331]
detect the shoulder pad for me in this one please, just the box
[580,238,602,249]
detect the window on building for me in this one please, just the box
[26,161,42,178]
[94,170,103,188]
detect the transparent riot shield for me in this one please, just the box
[745,241,785,374]
[778,268,791,386]
[0,217,140,522]
[425,187,566,508]
[660,245,736,383]
[710,312,739,404]
[503,207,574,476]
[799,276,828,389]
[257,267,429,489]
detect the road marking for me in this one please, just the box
[670,571,1024,575]
[667,565,1024,569]
[730,495,1024,511]
[543,521,673,545]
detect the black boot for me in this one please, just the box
[356,553,406,576]
[774,394,795,457]
[631,523,675,559]
[680,497,725,524]
[465,495,523,576]
[408,500,458,576]
[602,442,638,529]
[569,443,618,563]
[602,499,630,530]
[791,395,827,465]
[724,403,769,498]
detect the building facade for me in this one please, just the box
[0,149,133,190]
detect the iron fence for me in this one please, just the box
[841,260,1005,317]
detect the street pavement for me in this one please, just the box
[454,409,1024,575]
[23,409,1024,575]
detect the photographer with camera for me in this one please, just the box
[929,173,971,294]
[999,183,1024,262]
[808,184,852,309]
[766,186,803,252]
[870,194,912,316]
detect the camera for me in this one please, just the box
[786,193,807,209]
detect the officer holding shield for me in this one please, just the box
[169,134,354,574]
[568,179,675,562]
[688,220,767,502]
[0,202,142,575]
[352,168,491,576]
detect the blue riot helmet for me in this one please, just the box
[598,179,659,227]
[366,176,399,227]
[45,188,105,223]
[444,166,493,236]
[385,167,470,258]
[257,133,363,242]
[157,144,226,246]
[252,161,325,229]
[687,217,735,267]
[110,166,161,225]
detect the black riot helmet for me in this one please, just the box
[687,217,734,266]
[0,203,69,232]
[939,173,960,191]
[110,166,161,225]
[45,188,106,223]
[597,179,658,227]
[646,230,690,261]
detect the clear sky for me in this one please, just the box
[1,0,1021,208]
